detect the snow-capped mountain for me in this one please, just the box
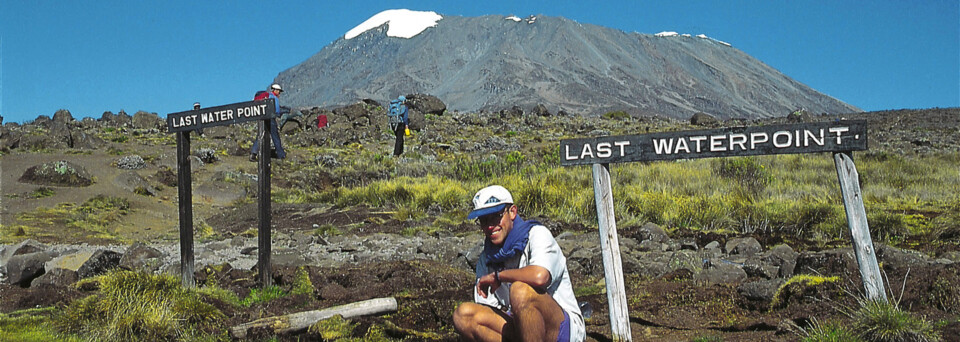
[274,10,860,119]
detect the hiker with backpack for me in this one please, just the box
[250,84,287,161]
[388,95,409,157]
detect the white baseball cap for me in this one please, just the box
[270,84,283,92]
[468,185,514,220]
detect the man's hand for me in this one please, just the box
[476,271,501,298]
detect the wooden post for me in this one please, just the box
[834,152,887,301]
[592,163,632,342]
[257,119,272,287]
[176,131,195,287]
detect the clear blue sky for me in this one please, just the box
[2,1,957,124]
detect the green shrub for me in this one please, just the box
[308,315,357,340]
[241,285,287,307]
[291,267,315,297]
[800,318,862,342]
[53,270,225,341]
[30,187,56,198]
[851,299,940,342]
[715,157,770,195]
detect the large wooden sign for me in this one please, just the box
[560,120,867,166]
[167,99,275,133]
[561,120,881,342]
[166,98,278,288]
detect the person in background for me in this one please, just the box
[390,95,409,157]
[193,102,203,135]
[453,185,585,342]
[250,84,287,161]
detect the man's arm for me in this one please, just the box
[477,265,551,298]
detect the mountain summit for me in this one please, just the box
[275,10,860,119]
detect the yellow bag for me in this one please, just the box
[405,127,411,136]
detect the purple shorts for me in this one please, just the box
[556,309,571,342]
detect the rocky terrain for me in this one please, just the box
[1,103,958,341]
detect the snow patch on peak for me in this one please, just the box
[655,31,678,37]
[345,9,443,39]
[506,15,522,22]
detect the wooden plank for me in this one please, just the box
[229,297,398,339]
[561,120,867,166]
[258,119,272,288]
[176,131,194,288]
[834,152,887,301]
[592,163,632,342]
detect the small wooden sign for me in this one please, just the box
[560,120,867,166]
[167,99,275,133]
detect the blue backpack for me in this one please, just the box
[388,98,405,130]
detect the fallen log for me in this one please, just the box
[229,297,398,339]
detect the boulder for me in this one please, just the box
[18,160,94,187]
[875,244,928,269]
[695,261,747,285]
[45,249,122,279]
[52,109,75,126]
[194,148,219,164]
[116,155,147,170]
[100,110,132,127]
[638,222,669,243]
[29,115,53,129]
[738,279,785,302]
[725,237,763,256]
[763,244,798,278]
[114,171,157,196]
[19,129,71,150]
[795,248,857,276]
[0,126,22,151]
[532,103,552,117]
[500,106,524,119]
[132,111,164,130]
[80,117,98,129]
[30,268,79,288]
[3,252,54,286]
[404,94,446,116]
[70,130,106,150]
[333,101,378,127]
[742,256,780,279]
[1,239,48,262]
[690,112,720,126]
[120,242,165,273]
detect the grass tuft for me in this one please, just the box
[53,269,226,341]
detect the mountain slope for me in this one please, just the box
[276,13,860,119]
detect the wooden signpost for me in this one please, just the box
[167,98,276,287]
[560,120,881,341]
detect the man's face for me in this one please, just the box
[478,206,513,246]
[272,89,281,96]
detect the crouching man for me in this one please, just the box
[453,185,584,342]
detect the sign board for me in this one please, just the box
[560,120,867,166]
[167,99,275,133]
[560,119,879,342]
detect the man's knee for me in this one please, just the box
[508,282,540,311]
[453,302,480,328]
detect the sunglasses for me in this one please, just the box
[476,207,508,227]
